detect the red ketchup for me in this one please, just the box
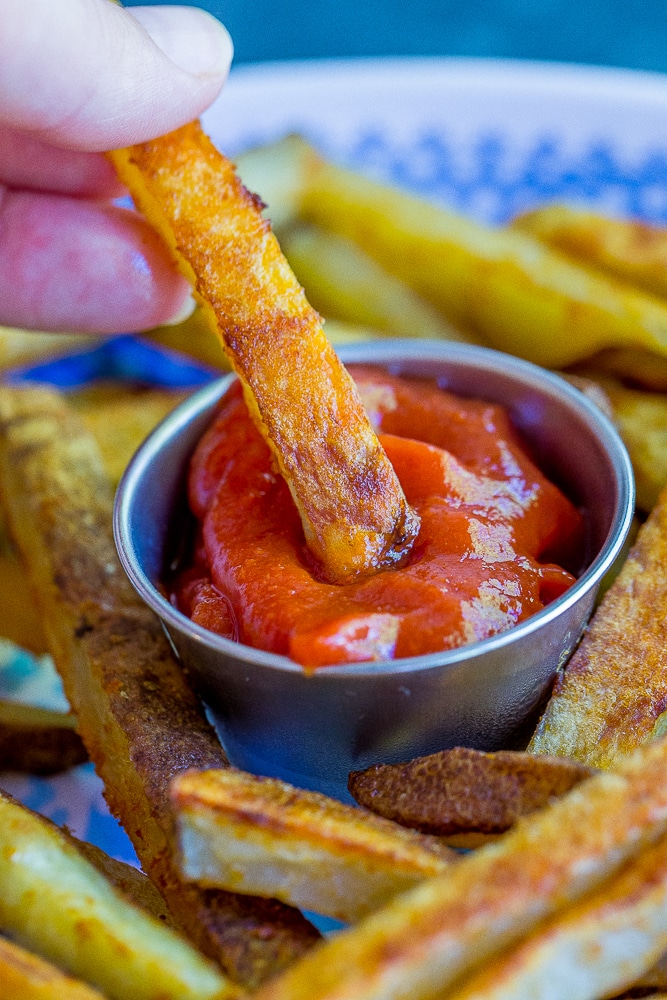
[171,365,584,668]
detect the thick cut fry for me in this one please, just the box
[445,831,667,1000]
[0,513,48,652]
[252,736,667,1000]
[0,937,105,1000]
[0,386,320,991]
[0,325,95,370]
[278,221,469,341]
[172,769,454,923]
[293,143,667,368]
[576,346,667,391]
[515,204,667,300]
[348,747,594,840]
[109,122,419,584]
[0,790,237,1000]
[529,485,667,767]
[0,699,87,774]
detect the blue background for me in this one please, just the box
[127,1,667,74]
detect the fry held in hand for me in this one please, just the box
[109,123,419,584]
[172,768,454,922]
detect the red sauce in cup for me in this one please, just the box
[171,365,584,668]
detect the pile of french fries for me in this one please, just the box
[4,125,667,999]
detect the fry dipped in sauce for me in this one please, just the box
[172,367,583,668]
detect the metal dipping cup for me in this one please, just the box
[114,341,635,799]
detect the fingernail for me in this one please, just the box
[163,292,197,326]
[130,6,234,78]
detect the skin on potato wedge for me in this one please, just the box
[250,735,667,1000]
[529,484,667,767]
[348,747,595,840]
[0,936,106,1000]
[172,768,455,923]
[109,122,419,585]
[0,698,87,774]
[514,204,667,301]
[278,221,469,342]
[444,830,667,1000]
[0,790,238,1000]
[0,385,321,991]
[290,141,667,369]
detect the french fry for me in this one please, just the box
[0,936,105,1000]
[348,747,594,842]
[278,221,469,341]
[109,122,419,584]
[251,735,667,1000]
[235,133,314,232]
[0,790,238,1000]
[514,203,667,301]
[444,830,667,1000]
[529,484,667,767]
[172,768,455,923]
[0,535,48,652]
[0,325,95,370]
[287,141,667,369]
[0,385,321,990]
[0,699,87,774]
[574,345,667,391]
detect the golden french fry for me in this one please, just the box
[0,791,238,1000]
[0,537,48,653]
[514,203,667,300]
[0,385,320,990]
[445,830,667,1000]
[172,769,454,923]
[348,747,594,840]
[290,144,667,368]
[0,936,105,1000]
[0,326,95,370]
[252,737,667,1000]
[576,346,667,391]
[529,485,667,766]
[279,221,469,341]
[109,122,418,584]
[0,699,87,774]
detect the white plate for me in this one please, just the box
[4,56,667,863]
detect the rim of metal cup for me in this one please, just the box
[114,340,635,678]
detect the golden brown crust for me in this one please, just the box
[0,936,105,1000]
[109,123,418,584]
[0,386,320,990]
[348,747,595,836]
[529,485,667,768]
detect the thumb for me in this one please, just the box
[0,0,233,151]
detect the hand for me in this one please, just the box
[0,0,233,334]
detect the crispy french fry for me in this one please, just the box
[0,385,321,990]
[0,699,87,774]
[576,346,667,391]
[529,484,667,766]
[252,736,667,1000]
[514,204,667,301]
[109,122,419,584]
[72,837,174,927]
[172,769,455,923]
[0,538,48,652]
[0,936,105,1000]
[0,790,238,1000]
[289,142,667,368]
[348,747,594,840]
[278,221,469,341]
[444,830,667,1000]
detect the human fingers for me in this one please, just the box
[0,0,233,151]
[0,127,123,198]
[0,186,193,333]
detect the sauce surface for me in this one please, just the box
[172,366,584,668]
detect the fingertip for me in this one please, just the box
[129,6,233,82]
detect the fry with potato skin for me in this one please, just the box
[0,937,106,1000]
[0,385,320,990]
[251,736,667,1000]
[109,122,419,584]
[529,484,667,767]
[0,699,87,774]
[172,768,455,923]
[348,746,595,840]
[0,790,237,1000]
